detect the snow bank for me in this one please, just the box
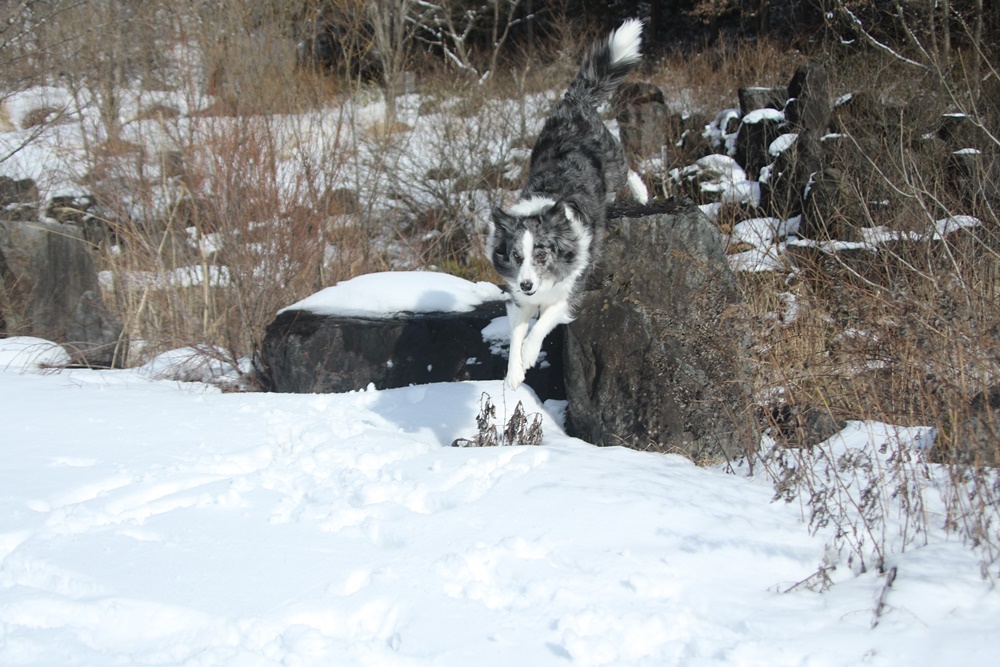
[1,359,998,665]
[280,271,505,317]
[0,336,70,371]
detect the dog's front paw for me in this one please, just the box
[505,362,526,390]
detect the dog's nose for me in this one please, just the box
[519,280,534,293]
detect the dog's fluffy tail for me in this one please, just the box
[566,19,643,108]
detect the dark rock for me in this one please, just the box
[0,219,124,367]
[613,81,666,108]
[735,110,785,180]
[615,82,671,164]
[935,385,1000,466]
[800,166,867,241]
[785,63,831,133]
[963,386,1000,465]
[0,176,40,221]
[947,149,1000,209]
[46,195,97,225]
[738,86,788,116]
[761,128,824,221]
[937,112,990,149]
[767,404,846,448]
[563,200,757,464]
[258,301,566,401]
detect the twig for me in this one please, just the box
[871,565,898,628]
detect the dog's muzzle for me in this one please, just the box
[519,280,535,295]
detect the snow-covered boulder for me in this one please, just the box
[258,271,566,398]
[0,336,70,371]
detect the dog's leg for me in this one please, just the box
[627,170,649,204]
[505,301,533,390]
[521,300,572,372]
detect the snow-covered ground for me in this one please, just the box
[2,332,999,665]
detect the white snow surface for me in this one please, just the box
[730,216,801,248]
[2,351,1000,665]
[279,271,505,317]
[0,336,71,370]
[673,154,761,207]
[742,107,785,125]
[769,132,798,156]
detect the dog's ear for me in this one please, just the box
[490,206,516,234]
[559,194,591,228]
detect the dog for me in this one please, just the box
[487,19,648,390]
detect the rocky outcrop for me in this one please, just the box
[615,81,671,165]
[259,202,757,464]
[258,301,566,400]
[751,63,833,225]
[0,176,40,221]
[0,219,123,367]
[563,200,757,464]
[935,385,1000,466]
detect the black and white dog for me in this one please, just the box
[488,19,647,389]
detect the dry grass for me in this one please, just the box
[651,37,806,116]
[721,41,1000,574]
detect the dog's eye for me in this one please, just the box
[511,250,523,263]
[534,249,549,263]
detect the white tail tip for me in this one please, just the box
[609,19,643,66]
[627,170,649,204]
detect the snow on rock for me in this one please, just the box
[0,336,70,371]
[673,154,761,206]
[727,247,787,273]
[932,215,981,239]
[704,108,741,155]
[730,216,801,249]
[860,226,924,245]
[136,346,247,384]
[280,271,505,317]
[743,107,785,125]
[729,212,982,274]
[769,132,798,156]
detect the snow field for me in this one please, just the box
[3,359,999,665]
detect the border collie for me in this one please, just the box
[487,19,648,389]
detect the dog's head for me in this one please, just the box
[487,196,592,298]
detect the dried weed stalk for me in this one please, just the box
[453,392,543,448]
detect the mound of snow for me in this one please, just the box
[673,155,761,206]
[280,271,505,318]
[730,216,801,249]
[0,336,70,371]
[136,346,245,384]
[2,370,999,666]
[769,132,798,156]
